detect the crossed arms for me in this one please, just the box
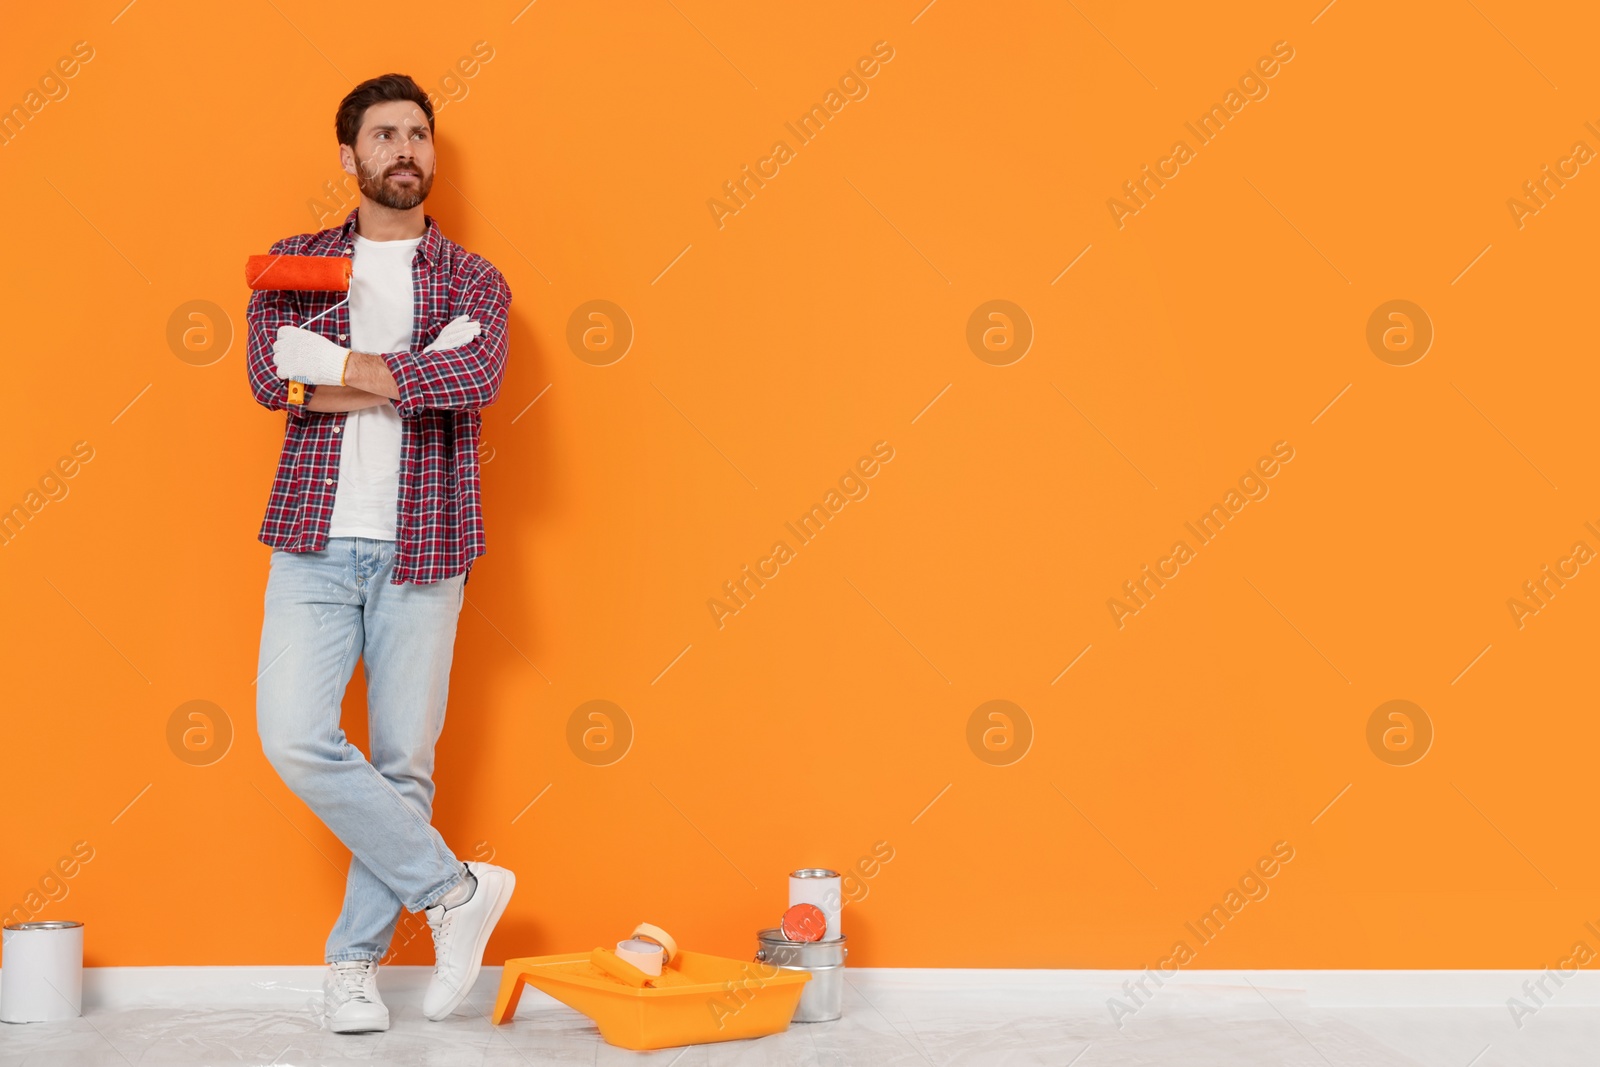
[245,243,512,418]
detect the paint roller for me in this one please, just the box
[244,253,352,405]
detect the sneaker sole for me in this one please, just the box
[328,1010,390,1034]
[425,869,515,1021]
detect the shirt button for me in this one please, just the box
[325,478,334,486]
[334,427,342,433]
[338,334,347,340]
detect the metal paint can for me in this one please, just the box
[1,920,84,1023]
[755,928,847,1023]
[788,867,843,941]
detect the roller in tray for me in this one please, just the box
[492,947,811,1050]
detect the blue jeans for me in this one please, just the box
[255,537,470,963]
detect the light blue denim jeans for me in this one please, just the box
[254,536,470,963]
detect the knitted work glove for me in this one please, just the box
[271,325,349,386]
[425,315,482,352]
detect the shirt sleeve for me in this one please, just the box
[244,238,317,417]
[379,262,511,418]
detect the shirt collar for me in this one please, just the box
[338,207,442,267]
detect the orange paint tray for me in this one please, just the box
[492,948,811,1050]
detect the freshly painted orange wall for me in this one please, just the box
[2,1,1597,970]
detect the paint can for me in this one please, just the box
[755,928,847,1023]
[788,868,842,941]
[1,920,84,1023]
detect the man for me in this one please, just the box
[245,72,516,1034]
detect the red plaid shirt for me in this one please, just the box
[245,208,512,585]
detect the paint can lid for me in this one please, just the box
[780,903,827,942]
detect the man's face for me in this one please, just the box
[343,99,435,210]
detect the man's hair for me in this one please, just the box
[335,73,434,148]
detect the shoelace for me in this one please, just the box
[429,907,454,974]
[332,960,377,1002]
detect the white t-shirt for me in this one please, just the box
[326,232,422,541]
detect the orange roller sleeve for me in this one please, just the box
[244,253,351,291]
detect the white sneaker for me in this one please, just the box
[422,860,516,1021]
[323,959,389,1033]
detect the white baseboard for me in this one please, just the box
[836,968,1600,1008]
[2,966,1590,1012]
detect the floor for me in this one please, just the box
[0,967,1596,1065]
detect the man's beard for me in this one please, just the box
[356,158,433,210]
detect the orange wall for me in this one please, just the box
[3,1,1598,970]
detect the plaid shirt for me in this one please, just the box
[245,207,512,585]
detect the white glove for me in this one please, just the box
[272,325,349,386]
[426,315,481,352]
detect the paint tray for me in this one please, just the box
[492,948,811,1050]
